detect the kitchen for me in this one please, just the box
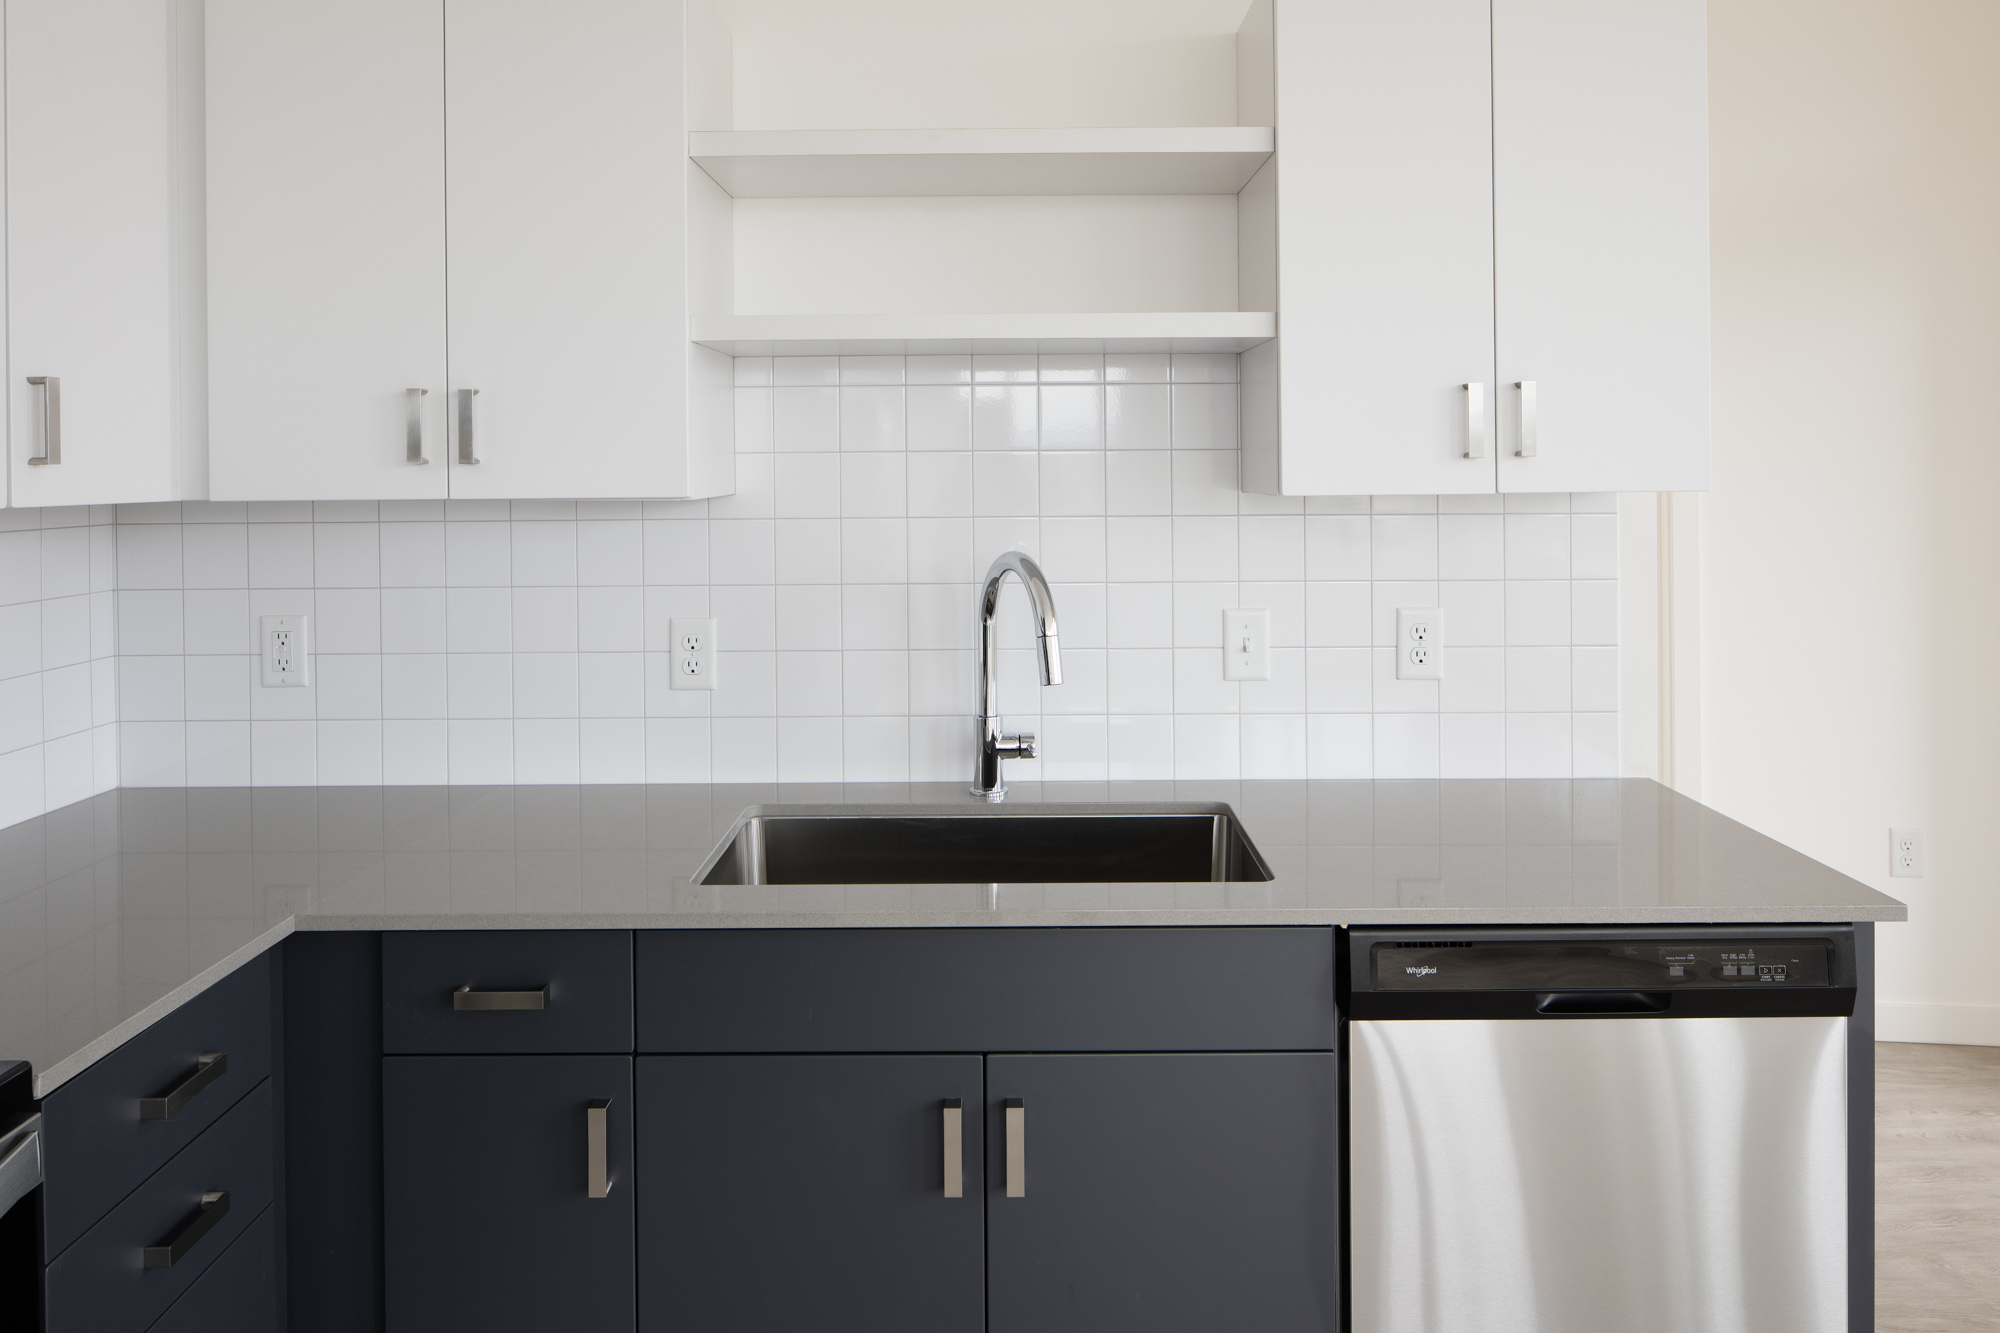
[1,1,1992,1330]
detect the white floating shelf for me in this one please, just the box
[689,127,1275,198]
[690,312,1276,357]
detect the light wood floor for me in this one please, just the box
[1878,1042,2000,1330]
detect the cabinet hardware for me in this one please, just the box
[406,387,430,464]
[25,377,60,465]
[1004,1099,1025,1197]
[942,1099,963,1198]
[140,1053,227,1121]
[452,985,548,1011]
[1515,380,1538,457]
[0,1112,43,1220]
[1463,383,1487,459]
[143,1190,230,1269]
[456,388,480,464]
[586,1099,612,1199]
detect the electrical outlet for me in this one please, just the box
[668,617,717,690]
[1222,609,1270,681]
[259,614,309,687]
[1890,828,1924,878]
[1395,607,1443,681]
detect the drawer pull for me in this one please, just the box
[453,985,548,1011]
[140,1053,227,1121]
[143,1190,230,1269]
[1004,1099,1025,1198]
[586,1100,612,1199]
[0,1112,43,1220]
[942,1099,963,1198]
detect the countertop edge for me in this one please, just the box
[30,919,297,1099]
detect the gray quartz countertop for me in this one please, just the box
[0,778,1903,1095]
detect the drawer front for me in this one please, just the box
[147,1204,277,1333]
[45,1081,275,1333]
[383,931,633,1054]
[41,954,274,1257]
[637,928,1335,1053]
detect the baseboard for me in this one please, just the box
[1876,1001,2000,1048]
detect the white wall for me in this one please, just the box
[1705,0,2000,1043]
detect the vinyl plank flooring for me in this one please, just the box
[1877,1041,2000,1332]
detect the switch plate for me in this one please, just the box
[1890,828,1924,878]
[1396,607,1443,680]
[260,614,309,687]
[1222,609,1270,681]
[669,617,717,690]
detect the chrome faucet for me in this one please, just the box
[972,551,1061,801]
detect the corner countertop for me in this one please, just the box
[0,778,1903,1095]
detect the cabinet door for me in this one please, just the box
[205,0,448,501]
[1265,0,1496,496]
[637,1055,985,1333]
[383,1056,634,1333]
[987,1053,1338,1333]
[6,0,178,505]
[444,0,722,500]
[1493,0,1710,491]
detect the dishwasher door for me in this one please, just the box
[1348,1015,1847,1333]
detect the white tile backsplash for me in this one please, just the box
[0,358,1624,825]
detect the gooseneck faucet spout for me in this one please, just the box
[972,551,1061,801]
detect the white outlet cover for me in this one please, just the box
[260,614,309,687]
[1890,827,1924,878]
[1222,609,1270,681]
[1395,607,1443,681]
[669,617,718,690]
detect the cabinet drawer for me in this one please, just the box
[45,1081,275,1333]
[383,931,633,1054]
[147,1204,277,1333]
[40,954,274,1257]
[637,928,1335,1053]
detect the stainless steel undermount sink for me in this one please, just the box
[694,804,1275,886]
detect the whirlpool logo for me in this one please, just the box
[1404,965,1438,976]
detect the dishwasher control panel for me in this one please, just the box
[1371,939,1835,990]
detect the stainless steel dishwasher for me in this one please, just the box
[1343,926,1856,1333]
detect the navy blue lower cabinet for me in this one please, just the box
[382,1056,635,1333]
[635,1055,986,1333]
[984,1053,1340,1333]
[149,1205,279,1333]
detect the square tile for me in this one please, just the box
[841,386,905,451]
[973,386,1037,451]
[1039,387,1104,449]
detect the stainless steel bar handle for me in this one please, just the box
[453,985,548,1011]
[144,1190,230,1269]
[406,388,430,464]
[586,1099,612,1199]
[0,1112,43,1220]
[1515,380,1538,457]
[140,1053,227,1121]
[26,377,60,466]
[942,1099,964,1198]
[1004,1099,1025,1198]
[456,388,480,465]
[1463,382,1487,459]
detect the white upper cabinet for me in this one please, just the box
[1244,0,1711,495]
[1492,0,1711,492]
[205,0,730,502]
[444,0,728,500]
[6,0,182,506]
[206,0,448,502]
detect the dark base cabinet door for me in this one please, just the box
[986,1053,1339,1333]
[637,1055,984,1333]
[384,1056,634,1333]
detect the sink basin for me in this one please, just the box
[694,804,1274,885]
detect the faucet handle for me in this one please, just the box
[999,732,1037,760]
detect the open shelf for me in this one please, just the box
[689,127,1275,198]
[689,312,1277,357]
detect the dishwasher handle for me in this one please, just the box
[1536,991,1671,1015]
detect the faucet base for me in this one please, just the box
[970,785,1007,803]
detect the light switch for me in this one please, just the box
[1222,609,1270,681]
